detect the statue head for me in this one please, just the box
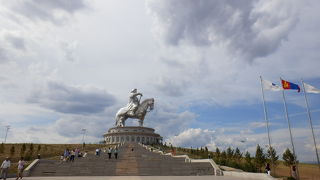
[131,88,137,93]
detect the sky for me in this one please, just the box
[0,0,319,162]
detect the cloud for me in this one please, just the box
[60,40,78,62]
[53,114,114,138]
[5,0,88,24]
[144,101,197,137]
[27,81,116,114]
[167,128,215,148]
[155,77,187,97]
[148,0,299,61]
[4,34,26,50]
[0,47,8,63]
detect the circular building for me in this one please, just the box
[103,126,162,145]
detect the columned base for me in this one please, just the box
[103,126,162,145]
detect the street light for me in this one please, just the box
[81,128,87,150]
[4,125,10,143]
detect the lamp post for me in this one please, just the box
[4,125,10,143]
[81,128,86,150]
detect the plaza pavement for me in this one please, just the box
[6,176,249,180]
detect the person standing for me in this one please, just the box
[108,147,112,159]
[70,150,75,162]
[75,148,79,158]
[0,157,11,180]
[64,148,70,161]
[16,157,25,180]
[114,148,118,159]
[265,163,271,175]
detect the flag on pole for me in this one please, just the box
[262,79,283,91]
[281,79,300,92]
[303,82,320,94]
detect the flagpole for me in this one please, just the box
[260,76,273,174]
[259,76,272,149]
[301,79,320,169]
[281,78,299,180]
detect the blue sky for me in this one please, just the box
[0,0,319,162]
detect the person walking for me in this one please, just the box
[108,147,112,159]
[16,157,25,180]
[114,148,118,159]
[0,157,11,180]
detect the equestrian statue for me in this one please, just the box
[115,89,154,127]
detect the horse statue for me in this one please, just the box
[115,98,154,127]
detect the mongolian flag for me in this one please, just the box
[281,79,300,92]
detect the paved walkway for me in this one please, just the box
[6,176,248,180]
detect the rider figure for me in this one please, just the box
[127,88,142,116]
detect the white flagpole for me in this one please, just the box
[301,80,320,168]
[259,76,272,149]
[281,78,299,179]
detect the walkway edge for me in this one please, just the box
[23,159,40,177]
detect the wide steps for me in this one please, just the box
[30,143,214,176]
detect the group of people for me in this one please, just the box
[61,148,87,162]
[95,147,119,159]
[106,147,118,159]
[0,157,25,180]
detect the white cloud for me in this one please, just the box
[27,81,116,114]
[3,0,88,24]
[147,0,300,61]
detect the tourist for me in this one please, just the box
[292,165,297,179]
[70,150,75,162]
[0,157,11,180]
[60,153,64,162]
[95,148,99,156]
[16,157,25,180]
[64,148,70,161]
[75,148,79,158]
[265,163,271,175]
[114,147,118,159]
[108,147,112,159]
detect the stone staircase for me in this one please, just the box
[29,143,214,176]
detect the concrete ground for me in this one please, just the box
[5,176,248,180]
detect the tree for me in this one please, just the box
[234,147,242,162]
[282,148,295,177]
[254,144,266,172]
[244,151,256,172]
[267,146,279,176]
[37,144,41,152]
[0,143,4,153]
[226,147,234,160]
[20,144,27,156]
[214,147,221,164]
[29,143,34,152]
[10,145,15,156]
[220,150,227,166]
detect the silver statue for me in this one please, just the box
[115,89,154,127]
